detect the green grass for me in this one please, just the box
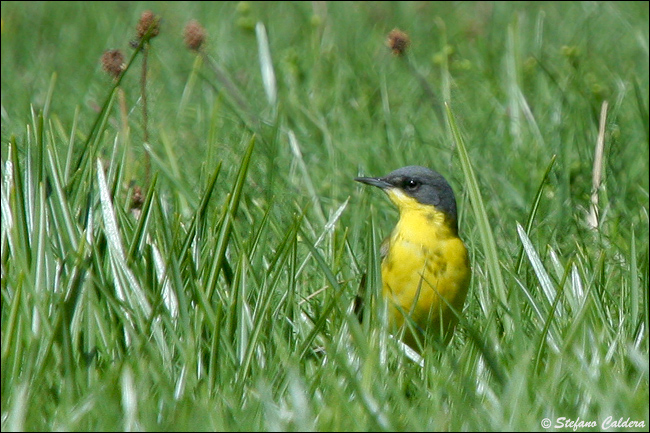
[1,1,648,431]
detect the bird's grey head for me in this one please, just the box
[355,165,459,227]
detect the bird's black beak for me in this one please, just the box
[355,176,392,190]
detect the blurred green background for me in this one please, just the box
[1,1,648,431]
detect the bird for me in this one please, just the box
[355,165,470,350]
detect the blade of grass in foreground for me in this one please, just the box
[297,228,347,360]
[288,130,326,225]
[517,223,561,353]
[445,103,510,331]
[97,158,174,364]
[97,158,151,318]
[175,161,222,327]
[8,137,32,268]
[236,219,300,390]
[515,154,557,273]
[205,135,256,302]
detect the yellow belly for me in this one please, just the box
[381,208,470,348]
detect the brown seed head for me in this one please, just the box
[184,20,206,52]
[130,186,144,211]
[387,28,410,56]
[101,49,125,79]
[136,10,160,40]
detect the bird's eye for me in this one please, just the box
[405,179,420,191]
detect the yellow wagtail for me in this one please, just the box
[355,166,471,349]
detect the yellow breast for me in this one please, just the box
[381,190,470,347]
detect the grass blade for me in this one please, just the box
[445,103,509,330]
[206,135,256,301]
[96,158,151,317]
[256,22,277,110]
[288,130,326,225]
[515,154,557,273]
[8,137,32,268]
